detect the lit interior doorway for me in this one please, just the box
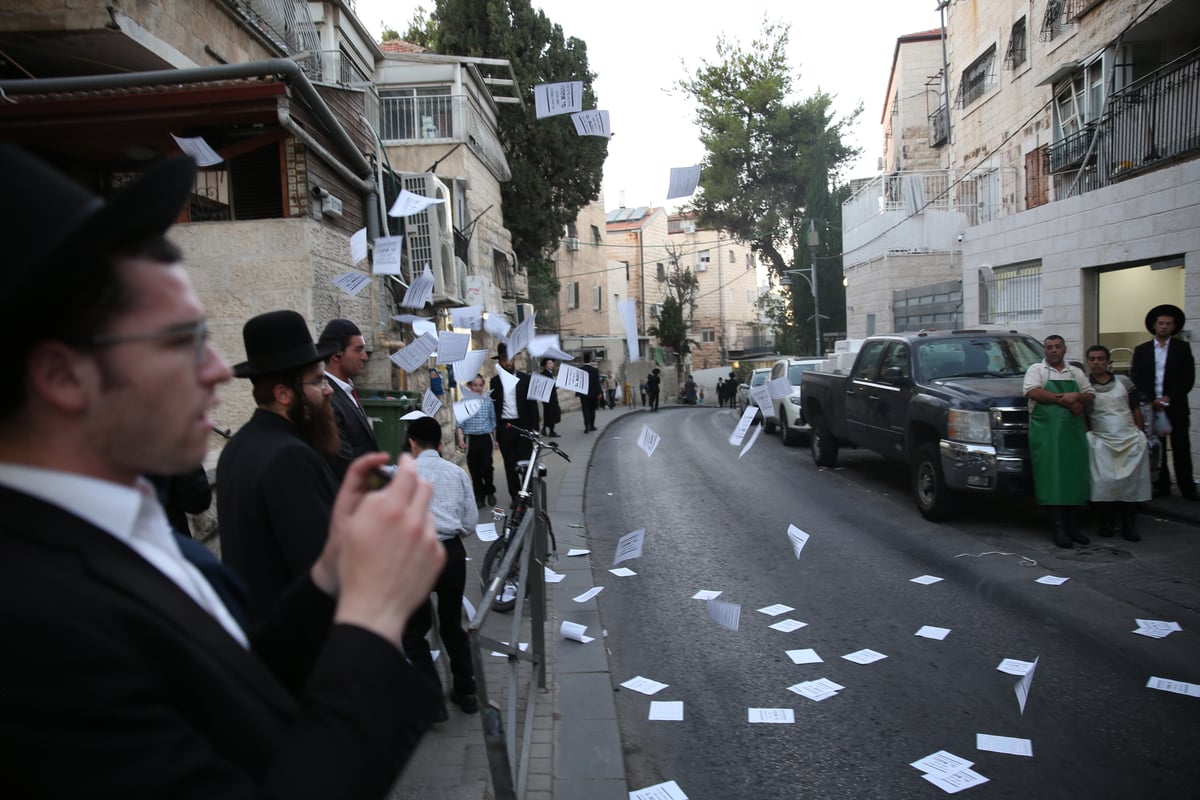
[1096,260,1185,375]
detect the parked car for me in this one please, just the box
[801,329,1042,520]
[764,358,825,444]
[736,368,772,421]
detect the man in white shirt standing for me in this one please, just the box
[319,318,379,480]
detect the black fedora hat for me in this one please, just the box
[1145,304,1185,335]
[492,342,509,360]
[0,144,196,316]
[234,310,339,378]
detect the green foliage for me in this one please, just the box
[648,296,698,372]
[678,19,858,354]
[756,291,803,356]
[525,257,561,328]
[399,6,436,45]
[408,0,608,299]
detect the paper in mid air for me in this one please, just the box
[666,165,701,200]
[171,133,223,166]
[571,109,611,138]
[452,350,488,386]
[483,313,512,341]
[613,529,646,564]
[450,305,482,330]
[533,80,583,118]
[371,235,403,275]
[729,406,758,446]
[750,384,774,418]
[618,298,640,362]
[400,263,434,309]
[475,523,499,542]
[349,227,368,265]
[388,189,446,217]
[1014,656,1039,714]
[507,312,536,359]
[436,331,470,365]
[910,575,944,585]
[707,598,741,631]
[786,525,810,559]
[331,271,372,297]
[421,389,442,418]
[453,398,484,424]
[996,658,1036,676]
[638,424,661,457]
[737,424,763,459]
[527,373,555,403]
[389,332,439,372]
[573,587,604,603]
[556,363,589,393]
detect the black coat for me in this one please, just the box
[541,367,562,427]
[217,409,339,621]
[491,369,540,431]
[0,486,435,799]
[1131,337,1195,426]
[325,379,380,480]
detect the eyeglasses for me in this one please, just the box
[90,320,210,364]
[302,375,331,391]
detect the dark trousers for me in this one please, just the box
[580,397,597,430]
[647,391,659,411]
[466,433,495,504]
[497,421,533,501]
[1157,418,1195,494]
[402,536,475,698]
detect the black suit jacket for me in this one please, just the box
[326,379,380,480]
[1131,336,1194,424]
[579,363,602,400]
[491,369,540,430]
[217,409,339,621]
[0,486,435,799]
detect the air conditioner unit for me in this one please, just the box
[650,303,663,317]
[399,171,461,304]
[515,302,535,323]
[682,222,696,234]
[565,237,581,251]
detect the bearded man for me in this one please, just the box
[217,310,342,621]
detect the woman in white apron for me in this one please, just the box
[1085,345,1152,540]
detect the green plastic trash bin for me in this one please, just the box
[359,394,419,460]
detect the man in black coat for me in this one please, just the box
[218,310,346,619]
[1130,303,1196,499]
[578,351,601,431]
[319,318,379,480]
[490,342,539,503]
[0,145,445,798]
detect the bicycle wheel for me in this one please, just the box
[480,537,520,613]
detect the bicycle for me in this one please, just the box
[479,425,567,613]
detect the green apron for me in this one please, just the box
[1029,377,1090,506]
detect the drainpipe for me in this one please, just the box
[0,58,380,238]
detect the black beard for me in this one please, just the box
[287,391,339,457]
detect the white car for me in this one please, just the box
[763,358,825,445]
[736,368,772,422]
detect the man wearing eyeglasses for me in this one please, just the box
[0,145,444,798]
[217,310,348,621]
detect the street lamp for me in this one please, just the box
[780,219,824,356]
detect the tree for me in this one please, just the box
[648,296,697,379]
[405,1,607,316]
[678,20,858,355]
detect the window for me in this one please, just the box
[1025,147,1049,209]
[566,222,578,238]
[979,261,1042,325]
[728,250,737,263]
[850,340,888,382]
[1003,17,1027,71]
[697,250,710,271]
[378,86,454,141]
[567,281,579,309]
[1040,0,1067,42]
[656,262,666,281]
[592,285,602,311]
[591,224,602,245]
[1053,58,1105,139]
[729,289,736,302]
[879,343,910,383]
[702,329,715,343]
[959,46,997,108]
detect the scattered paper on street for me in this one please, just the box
[475,523,498,542]
[748,708,795,724]
[921,768,989,794]
[786,524,810,559]
[915,625,952,640]
[707,598,741,631]
[769,619,808,633]
[573,586,604,603]
[786,648,823,665]
[691,590,722,600]
[758,603,794,616]
[649,700,685,721]
[560,620,594,643]
[911,575,944,585]
[544,567,565,584]
[996,658,1036,676]
[609,567,638,577]
[1133,619,1182,638]
[490,642,529,657]
[614,529,646,564]
[567,548,591,556]
[842,649,888,664]
[910,750,974,776]
[976,733,1033,757]
[1146,676,1200,697]
[629,779,688,800]
[638,424,662,457]
[1035,575,1069,585]
[1015,656,1039,714]
[621,676,670,695]
[786,677,844,701]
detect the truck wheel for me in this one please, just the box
[912,443,957,521]
[780,406,801,446]
[763,415,777,434]
[810,416,838,467]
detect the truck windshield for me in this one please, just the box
[915,336,1042,382]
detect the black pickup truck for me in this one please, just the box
[800,329,1045,520]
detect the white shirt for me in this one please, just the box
[0,463,249,648]
[1153,338,1170,398]
[325,369,360,409]
[1023,360,1094,410]
[412,449,478,540]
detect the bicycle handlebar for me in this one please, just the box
[506,424,571,462]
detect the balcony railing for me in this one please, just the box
[1046,123,1096,173]
[928,104,949,147]
[379,94,459,142]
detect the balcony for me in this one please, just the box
[1046,123,1096,173]
[928,104,949,147]
[378,91,511,181]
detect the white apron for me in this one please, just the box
[1087,376,1152,502]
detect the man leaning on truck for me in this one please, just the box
[1023,335,1095,548]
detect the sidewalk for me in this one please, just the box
[390,402,639,800]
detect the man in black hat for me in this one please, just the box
[491,342,540,503]
[1131,304,1195,499]
[218,310,347,618]
[319,318,379,481]
[0,145,444,797]
[578,351,601,431]
[646,366,662,412]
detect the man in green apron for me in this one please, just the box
[1023,335,1095,548]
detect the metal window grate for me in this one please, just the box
[958,46,998,109]
[1040,0,1067,42]
[979,261,1042,325]
[1003,18,1027,71]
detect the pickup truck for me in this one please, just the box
[800,329,1045,520]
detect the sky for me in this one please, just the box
[353,0,942,214]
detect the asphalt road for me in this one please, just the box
[583,407,1200,800]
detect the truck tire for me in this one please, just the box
[912,442,957,521]
[763,414,776,434]
[780,406,801,446]
[810,415,839,467]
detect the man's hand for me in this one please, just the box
[317,453,444,645]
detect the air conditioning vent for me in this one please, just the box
[682,222,696,234]
[399,171,460,304]
[650,303,663,317]
[565,237,581,251]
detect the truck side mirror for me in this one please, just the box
[882,366,908,382]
